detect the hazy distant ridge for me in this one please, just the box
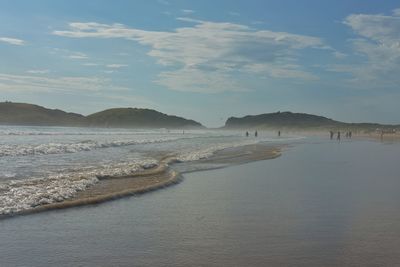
[225,111,398,131]
[86,108,202,128]
[0,102,86,126]
[1,102,398,130]
[0,102,203,128]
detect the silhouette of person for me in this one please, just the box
[337,131,341,141]
[349,131,352,139]
[246,131,249,137]
[330,131,334,140]
[255,131,258,137]
[278,131,281,137]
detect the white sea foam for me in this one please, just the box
[0,137,183,157]
[0,174,98,215]
[177,138,262,162]
[0,138,246,215]
[0,125,302,216]
[0,158,159,215]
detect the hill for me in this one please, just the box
[86,108,203,129]
[0,102,85,126]
[0,102,203,128]
[224,111,398,131]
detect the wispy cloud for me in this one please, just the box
[181,9,195,14]
[332,8,400,88]
[0,73,155,109]
[68,52,88,59]
[251,21,265,25]
[106,64,128,68]
[83,63,99,66]
[0,37,25,46]
[26,69,50,74]
[50,48,89,60]
[53,19,330,93]
[103,70,115,74]
[0,73,127,93]
[333,51,347,59]
[228,11,240,17]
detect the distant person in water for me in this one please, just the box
[330,131,334,140]
[278,131,281,137]
[246,131,249,137]
[337,131,341,141]
[255,131,258,137]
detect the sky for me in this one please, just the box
[0,0,400,127]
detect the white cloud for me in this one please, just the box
[181,9,195,14]
[27,69,50,74]
[0,37,25,46]
[156,68,248,93]
[0,73,128,93]
[68,52,88,59]
[333,51,347,59]
[83,63,99,66]
[392,8,400,16]
[337,8,400,88]
[50,48,89,60]
[53,19,328,93]
[106,64,128,68]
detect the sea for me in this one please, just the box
[0,125,292,215]
[1,136,399,266]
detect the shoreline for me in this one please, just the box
[1,143,282,219]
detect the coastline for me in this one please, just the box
[1,143,282,219]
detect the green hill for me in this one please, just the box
[0,102,203,128]
[86,108,203,129]
[224,111,398,131]
[0,102,85,126]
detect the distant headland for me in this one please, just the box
[0,102,398,132]
[224,111,399,132]
[0,102,203,129]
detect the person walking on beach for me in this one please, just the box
[278,131,281,137]
[246,131,249,137]
[337,131,341,141]
[255,131,258,137]
[330,131,334,140]
[349,131,352,139]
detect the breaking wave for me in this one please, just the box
[0,158,158,215]
[0,137,183,157]
[0,132,300,216]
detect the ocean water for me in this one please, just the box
[1,138,400,266]
[0,125,291,215]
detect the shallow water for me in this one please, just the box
[1,138,400,266]
[0,126,292,214]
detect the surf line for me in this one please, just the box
[1,144,282,219]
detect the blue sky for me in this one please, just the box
[1,0,400,127]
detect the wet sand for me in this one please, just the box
[3,144,281,218]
